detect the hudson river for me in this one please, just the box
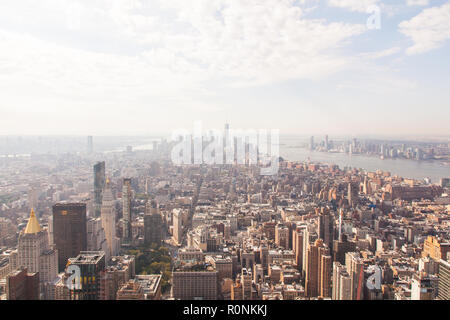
[280,146,449,183]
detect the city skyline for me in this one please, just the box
[0,0,450,136]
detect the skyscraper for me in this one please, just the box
[67,251,106,300]
[318,208,334,250]
[53,203,87,272]
[345,252,365,300]
[93,161,105,217]
[101,179,119,258]
[305,239,332,298]
[438,259,450,300]
[309,136,314,151]
[325,135,329,151]
[17,209,58,287]
[173,208,183,246]
[144,200,163,246]
[122,178,132,242]
[87,136,93,154]
[332,262,352,300]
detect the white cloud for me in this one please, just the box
[0,0,369,134]
[327,0,380,12]
[399,2,450,55]
[362,47,402,59]
[405,0,430,6]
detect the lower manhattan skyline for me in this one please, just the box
[0,0,450,314]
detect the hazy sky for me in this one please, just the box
[0,0,449,136]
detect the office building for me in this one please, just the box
[305,239,332,298]
[438,259,450,300]
[122,178,132,242]
[17,208,58,293]
[172,263,218,300]
[6,268,39,300]
[93,162,106,217]
[144,200,163,245]
[101,179,119,257]
[67,251,106,300]
[173,208,183,246]
[53,203,87,272]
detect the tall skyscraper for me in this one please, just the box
[144,200,163,246]
[53,203,87,272]
[275,224,289,249]
[438,259,450,300]
[305,239,332,298]
[309,136,314,151]
[318,209,334,250]
[93,161,106,217]
[241,268,253,300]
[101,179,119,258]
[122,178,132,242]
[345,252,365,300]
[292,225,306,270]
[67,251,106,300]
[17,209,58,287]
[87,136,93,154]
[325,135,329,151]
[332,262,352,300]
[173,208,183,246]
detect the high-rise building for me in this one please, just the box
[87,136,93,154]
[438,259,450,300]
[53,203,87,272]
[422,236,450,261]
[305,239,332,298]
[325,135,329,151]
[6,268,39,300]
[275,224,289,249]
[173,208,183,246]
[318,209,333,249]
[93,162,105,217]
[345,252,365,300]
[241,268,253,300]
[333,234,356,265]
[122,178,132,242]
[144,200,163,246]
[411,273,438,300]
[67,251,106,300]
[101,179,119,257]
[172,264,218,300]
[309,136,314,151]
[99,255,135,300]
[86,217,109,262]
[292,225,306,270]
[332,262,352,300]
[17,209,58,289]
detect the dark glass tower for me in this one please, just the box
[53,203,87,272]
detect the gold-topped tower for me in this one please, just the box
[24,208,42,234]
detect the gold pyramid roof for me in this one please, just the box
[24,208,41,234]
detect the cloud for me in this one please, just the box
[362,47,402,59]
[327,0,380,12]
[399,2,450,55]
[405,0,430,6]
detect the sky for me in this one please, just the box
[0,0,449,137]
